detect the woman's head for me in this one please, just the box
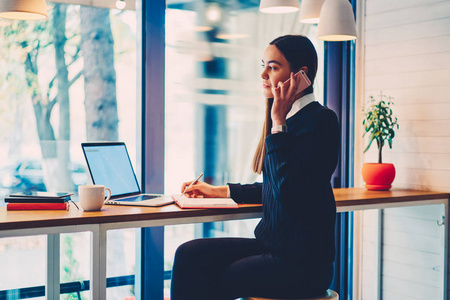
[261,35,317,97]
[253,35,318,174]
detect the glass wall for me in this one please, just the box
[1,0,326,298]
[0,1,138,299]
[164,0,324,297]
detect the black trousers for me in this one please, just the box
[171,238,333,300]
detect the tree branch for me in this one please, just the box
[67,32,78,40]
[41,41,53,48]
[46,76,57,99]
[67,46,81,67]
[69,70,83,87]
[46,98,58,117]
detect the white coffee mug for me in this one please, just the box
[78,184,111,211]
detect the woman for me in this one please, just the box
[171,35,340,300]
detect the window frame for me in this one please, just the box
[137,0,166,299]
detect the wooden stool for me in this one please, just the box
[244,289,339,300]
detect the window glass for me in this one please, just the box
[0,2,137,199]
[0,1,138,298]
[0,236,46,299]
[106,229,136,300]
[60,232,90,300]
[164,1,323,296]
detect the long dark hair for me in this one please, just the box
[252,35,318,174]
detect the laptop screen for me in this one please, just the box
[82,143,140,197]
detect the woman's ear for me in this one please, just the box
[300,66,308,74]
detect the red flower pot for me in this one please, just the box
[362,163,396,190]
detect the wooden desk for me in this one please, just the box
[0,188,448,300]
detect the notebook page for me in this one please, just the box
[172,195,238,209]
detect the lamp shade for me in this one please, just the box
[0,0,48,20]
[299,0,324,24]
[216,15,249,40]
[115,0,126,10]
[260,0,300,14]
[317,0,356,41]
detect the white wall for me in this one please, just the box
[356,0,450,299]
[362,0,450,190]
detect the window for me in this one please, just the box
[164,1,323,297]
[0,1,138,298]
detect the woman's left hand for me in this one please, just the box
[271,72,301,126]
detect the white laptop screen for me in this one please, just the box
[83,144,140,197]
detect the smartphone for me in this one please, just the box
[283,69,311,96]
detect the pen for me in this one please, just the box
[181,173,204,197]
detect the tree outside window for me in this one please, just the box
[0,2,137,299]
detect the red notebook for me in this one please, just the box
[6,202,69,211]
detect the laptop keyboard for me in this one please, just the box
[117,195,160,202]
[142,195,160,200]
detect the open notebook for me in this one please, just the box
[172,195,238,209]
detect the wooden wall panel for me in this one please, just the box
[382,276,442,299]
[383,215,442,237]
[393,137,450,154]
[366,35,450,61]
[359,0,450,299]
[389,153,450,170]
[393,120,450,137]
[366,1,450,30]
[390,169,450,191]
[365,18,450,45]
[383,229,442,254]
[366,52,450,75]
[364,86,450,105]
[365,69,450,90]
[384,205,445,220]
[382,246,442,269]
[365,0,443,15]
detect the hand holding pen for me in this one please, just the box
[181,173,204,197]
[180,173,228,198]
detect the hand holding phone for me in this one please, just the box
[270,69,312,126]
[283,69,311,97]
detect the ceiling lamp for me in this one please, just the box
[195,25,213,32]
[0,0,48,20]
[260,0,300,14]
[205,3,222,23]
[216,17,249,40]
[317,0,357,41]
[115,0,126,10]
[216,32,249,40]
[299,0,324,23]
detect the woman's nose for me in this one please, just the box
[261,69,268,80]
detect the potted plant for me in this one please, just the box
[362,93,399,190]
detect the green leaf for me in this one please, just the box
[363,93,398,152]
[364,138,374,153]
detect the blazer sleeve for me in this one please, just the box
[227,182,263,204]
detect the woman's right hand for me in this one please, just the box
[271,71,301,126]
[181,181,228,198]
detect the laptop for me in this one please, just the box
[81,142,174,207]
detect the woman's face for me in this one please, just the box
[261,44,291,99]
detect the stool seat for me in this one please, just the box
[244,289,339,300]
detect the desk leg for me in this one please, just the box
[46,234,60,300]
[442,200,448,300]
[91,227,107,300]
